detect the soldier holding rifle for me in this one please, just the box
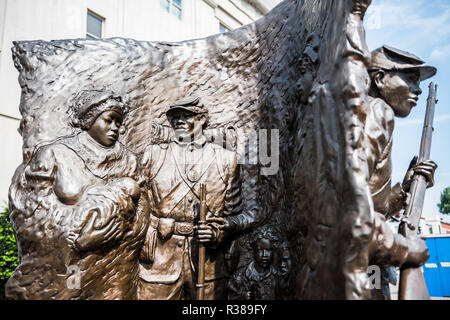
[138,96,260,300]
[366,46,438,299]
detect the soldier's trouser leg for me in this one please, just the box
[204,278,229,300]
[138,278,184,300]
[138,241,192,300]
[183,274,228,300]
[183,250,229,300]
[138,244,229,300]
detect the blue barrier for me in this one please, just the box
[423,235,450,297]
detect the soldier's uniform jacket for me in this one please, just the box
[366,96,406,217]
[364,46,437,297]
[139,135,246,283]
[366,45,436,218]
[366,97,410,268]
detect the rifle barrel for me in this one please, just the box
[418,83,437,162]
[398,82,438,300]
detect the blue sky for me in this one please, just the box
[364,0,450,222]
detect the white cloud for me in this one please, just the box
[365,0,450,58]
[367,1,450,33]
[430,44,450,60]
[396,114,450,127]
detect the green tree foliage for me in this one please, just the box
[438,187,450,215]
[0,204,18,299]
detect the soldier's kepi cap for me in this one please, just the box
[166,96,208,117]
[370,45,436,81]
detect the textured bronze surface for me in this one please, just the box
[6,91,149,299]
[5,0,437,300]
[366,45,437,300]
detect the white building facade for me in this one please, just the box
[420,214,449,236]
[0,0,278,203]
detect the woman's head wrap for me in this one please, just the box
[71,90,127,130]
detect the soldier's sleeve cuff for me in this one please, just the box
[224,216,238,232]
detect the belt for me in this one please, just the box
[150,214,194,236]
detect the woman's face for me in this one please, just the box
[87,110,123,147]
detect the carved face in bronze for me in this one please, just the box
[168,110,206,139]
[298,64,315,104]
[280,246,292,277]
[373,70,422,117]
[297,33,319,104]
[87,109,123,147]
[254,238,273,269]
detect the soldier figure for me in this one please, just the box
[366,46,438,299]
[138,96,259,300]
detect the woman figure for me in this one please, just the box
[6,90,149,300]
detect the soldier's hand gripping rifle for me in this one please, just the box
[398,82,438,300]
[196,184,207,300]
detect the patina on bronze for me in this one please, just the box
[228,228,280,300]
[137,96,260,300]
[366,46,437,300]
[6,90,148,299]
[5,0,439,300]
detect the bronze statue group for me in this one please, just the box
[5,43,437,300]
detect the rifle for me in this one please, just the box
[196,184,207,300]
[398,82,438,300]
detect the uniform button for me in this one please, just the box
[187,169,199,182]
[177,241,183,248]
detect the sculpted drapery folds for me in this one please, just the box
[6,90,149,300]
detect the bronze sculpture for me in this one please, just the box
[6,90,148,299]
[398,82,438,300]
[228,229,279,300]
[138,96,260,300]
[365,46,437,299]
[5,0,440,299]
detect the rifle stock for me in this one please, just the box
[398,82,438,300]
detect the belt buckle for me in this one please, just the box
[176,223,193,236]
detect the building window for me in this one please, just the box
[87,10,104,39]
[429,226,433,234]
[219,23,230,33]
[160,0,182,20]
